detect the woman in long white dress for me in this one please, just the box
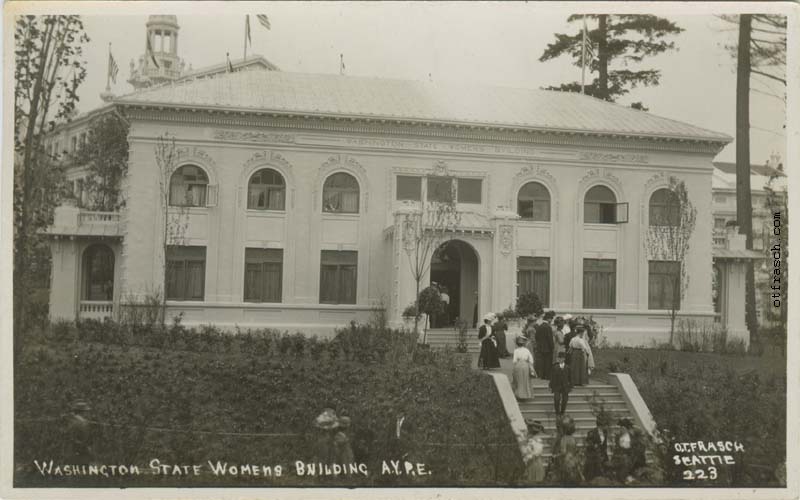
[512,336,536,400]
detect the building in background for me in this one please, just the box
[42,16,748,347]
[711,158,787,332]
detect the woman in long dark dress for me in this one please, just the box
[477,314,500,369]
[568,325,594,386]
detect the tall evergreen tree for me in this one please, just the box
[539,15,683,107]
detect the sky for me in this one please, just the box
[74,4,787,165]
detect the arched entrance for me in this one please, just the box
[430,240,479,328]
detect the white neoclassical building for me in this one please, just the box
[43,17,746,346]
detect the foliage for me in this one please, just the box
[515,291,543,318]
[75,113,130,211]
[644,177,697,345]
[592,347,786,486]
[400,173,462,335]
[497,306,518,321]
[673,318,746,355]
[14,15,89,352]
[154,134,189,324]
[15,322,521,486]
[453,318,470,353]
[539,15,683,104]
[719,14,786,89]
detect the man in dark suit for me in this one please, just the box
[549,352,572,415]
[534,312,555,379]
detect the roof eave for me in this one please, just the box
[113,100,733,149]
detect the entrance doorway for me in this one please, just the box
[430,240,479,328]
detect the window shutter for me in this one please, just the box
[615,202,629,224]
[205,184,219,207]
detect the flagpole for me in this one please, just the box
[244,15,248,61]
[106,42,112,92]
[581,16,586,95]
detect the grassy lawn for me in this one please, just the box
[591,346,787,486]
[14,322,521,487]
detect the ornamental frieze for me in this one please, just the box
[578,168,622,188]
[176,146,217,169]
[244,150,291,171]
[579,151,649,164]
[213,130,296,144]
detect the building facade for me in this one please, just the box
[43,17,742,346]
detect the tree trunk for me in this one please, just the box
[597,15,609,100]
[736,15,758,347]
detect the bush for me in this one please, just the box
[515,292,543,318]
[674,319,745,355]
[15,321,519,487]
[592,347,786,486]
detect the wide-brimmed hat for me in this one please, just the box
[575,324,587,333]
[70,400,91,412]
[525,418,544,434]
[563,314,573,320]
[515,336,527,346]
[314,408,340,430]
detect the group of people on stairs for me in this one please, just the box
[520,414,651,485]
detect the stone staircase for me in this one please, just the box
[424,327,481,353]
[519,383,636,459]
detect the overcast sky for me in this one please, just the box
[75,4,787,165]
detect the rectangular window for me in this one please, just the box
[320,250,357,304]
[648,261,680,310]
[585,203,617,224]
[426,177,453,203]
[244,248,283,303]
[396,175,422,201]
[583,259,616,309]
[457,178,482,204]
[166,246,206,301]
[517,257,550,307]
[714,218,726,229]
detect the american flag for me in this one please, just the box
[108,51,119,84]
[582,18,595,62]
[146,36,160,68]
[256,14,271,30]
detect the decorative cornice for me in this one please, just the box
[244,150,292,171]
[118,106,728,156]
[579,151,649,164]
[213,129,296,144]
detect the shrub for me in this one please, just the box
[515,292,543,318]
[15,323,519,487]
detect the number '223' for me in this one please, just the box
[683,467,718,480]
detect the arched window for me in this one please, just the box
[517,182,551,221]
[248,168,286,210]
[169,165,208,207]
[649,188,680,226]
[83,244,114,301]
[584,185,617,224]
[322,172,359,214]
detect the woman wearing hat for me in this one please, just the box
[552,415,584,485]
[522,419,546,482]
[314,408,340,463]
[477,313,500,369]
[568,325,595,386]
[511,335,536,400]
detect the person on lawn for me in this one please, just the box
[549,351,572,416]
